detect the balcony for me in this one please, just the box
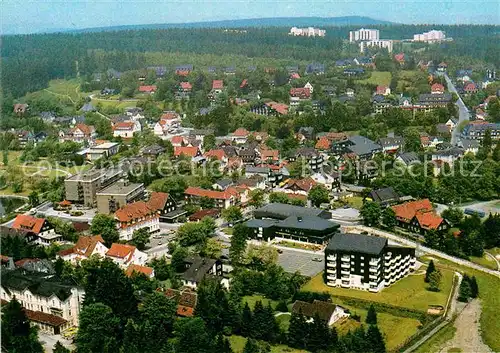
[326,262,336,268]
[341,269,350,275]
[369,258,381,266]
[327,274,336,280]
[369,274,378,280]
[341,263,350,269]
[326,268,336,274]
[369,266,379,273]
[327,255,337,261]
[341,255,350,262]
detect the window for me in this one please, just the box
[360,256,364,260]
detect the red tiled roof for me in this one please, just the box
[174,146,199,157]
[125,264,154,277]
[290,73,301,79]
[260,149,279,161]
[438,62,447,67]
[179,82,192,90]
[391,199,433,222]
[240,79,248,88]
[185,186,237,200]
[113,121,135,131]
[73,123,94,137]
[24,308,68,327]
[15,258,41,267]
[290,87,311,98]
[394,53,405,62]
[415,212,444,230]
[265,102,289,115]
[232,128,249,137]
[115,201,155,222]
[464,83,477,91]
[12,215,46,234]
[161,112,180,120]
[106,243,136,258]
[59,235,105,258]
[315,137,331,150]
[147,192,169,211]
[376,85,388,94]
[188,208,221,221]
[284,178,316,192]
[177,305,194,317]
[0,255,9,263]
[431,83,445,92]
[204,149,226,160]
[212,80,224,90]
[170,135,186,144]
[138,85,157,93]
[59,200,71,206]
[176,70,190,76]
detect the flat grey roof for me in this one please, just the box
[327,233,387,255]
[96,182,144,196]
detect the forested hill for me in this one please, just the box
[70,16,393,33]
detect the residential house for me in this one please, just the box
[125,107,145,120]
[366,187,401,206]
[86,142,120,161]
[223,66,236,75]
[376,85,391,96]
[180,256,223,289]
[174,146,201,159]
[161,288,198,317]
[289,87,311,107]
[378,136,404,153]
[462,121,500,141]
[431,83,445,94]
[106,243,148,268]
[113,120,141,138]
[324,233,415,292]
[125,264,155,278]
[458,139,480,155]
[463,82,478,94]
[170,135,189,147]
[281,177,316,195]
[396,152,420,167]
[354,56,373,67]
[394,53,405,65]
[418,93,452,110]
[59,123,96,144]
[184,186,239,209]
[372,95,392,114]
[11,215,61,246]
[0,270,85,333]
[176,82,192,100]
[80,102,96,113]
[58,235,108,264]
[304,82,314,94]
[291,300,349,325]
[175,64,193,76]
[431,147,465,166]
[147,66,168,78]
[437,62,448,73]
[391,199,449,234]
[114,201,160,240]
[420,133,444,148]
[305,63,325,75]
[142,144,166,159]
[291,147,324,172]
[231,128,250,144]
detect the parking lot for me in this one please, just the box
[277,248,324,277]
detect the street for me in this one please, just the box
[444,73,470,146]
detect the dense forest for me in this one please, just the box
[1,24,498,98]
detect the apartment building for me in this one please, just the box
[289,27,326,37]
[462,122,500,141]
[349,28,379,42]
[413,30,446,42]
[64,169,122,207]
[1,269,85,333]
[114,201,160,241]
[324,233,415,292]
[96,180,145,214]
[359,40,393,53]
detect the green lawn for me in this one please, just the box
[346,196,364,210]
[91,98,138,110]
[242,295,279,310]
[419,256,500,351]
[229,335,307,353]
[470,254,498,270]
[302,266,453,312]
[46,79,83,102]
[413,323,457,353]
[359,71,392,86]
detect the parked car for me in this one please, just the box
[312,257,322,262]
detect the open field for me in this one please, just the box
[46,79,83,102]
[470,253,498,270]
[302,267,453,312]
[413,323,457,353]
[345,196,364,210]
[359,71,392,86]
[242,295,279,310]
[91,98,138,110]
[229,335,307,353]
[420,256,500,351]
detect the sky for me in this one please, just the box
[2,0,499,34]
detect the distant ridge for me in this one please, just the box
[66,16,394,34]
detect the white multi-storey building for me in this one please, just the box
[413,30,446,43]
[290,27,326,37]
[1,270,85,334]
[349,28,380,42]
[324,233,415,292]
[359,39,393,53]
[114,200,160,241]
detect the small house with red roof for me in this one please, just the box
[174,146,201,158]
[160,288,198,317]
[184,186,239,209]
[290,73,301,81]
[463,82,478,94]
[281,177,317,195]
[394,53,405,65]
[231,128,250,144]
[176,82,192,100]
[437,62,448,72]
[138,85,157,94]
[59,123,96,144]
[112,120,141,138]
[125,264,155,278]
[212,80,224,92]
[58,235,108,264]
[431,83,445,94]
[106,243,148,268]
[11,215,61,246]
[170,135,188,147]
[289,87,311,106]
[315,137,331,150]
[391,199,449,234]
[375,85,391,96]
[240,79,248,88]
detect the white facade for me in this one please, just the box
[349,28,380,42]
[113,120,141,138]
[413,30,446,42]
[118,217,160,241]
[290,27,326,37]
[60,242,109,265]
[304,82,314,94]
[107,247,148,269]
[359,40,393,53]
[0,283,84,327]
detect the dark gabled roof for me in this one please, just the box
[378,137,404,147]
[245,219,279,229]
[368,187,399,203]
[327,233,387,255]
[347,135,381,156]
[181,256,218,283]
[215,178,233,189]
[1,269,77,301]
[254,203,331,220]
[397,152,419,165]
[372,94,387,103]
[292,300,336,321]
[432,147,465,157]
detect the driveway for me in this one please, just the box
[39,332,74,353]
[444,74,470,146]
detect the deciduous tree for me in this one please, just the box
[90,214,119,246]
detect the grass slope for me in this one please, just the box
[359,71,392,86]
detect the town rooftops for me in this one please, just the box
[58,235,105,258]
[368,187,399,204]
[185,186,238,200]
[182,256,218,283]
[397,152,419,165]
[96,181,144,196]
[254,203,331,220]
[327,233,387,255]
[265,101,289,115]
[212,80,224,90]
[114,201,156,223]
[106,243,137,259]
[347,135,381,156]
[12,215,46,234]
[24,308,68,327]
[125,264,154,277]
[391,199,433,222]
[174,146,199,157]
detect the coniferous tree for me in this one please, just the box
[366,304,378,325]
[240,302,253,337]
[470,276,479,298]
[1,298,43,353]
[215,334,233,353]
[195,277,229,334]
[251,300,267,340]
[458,274,472,302]
[262,303,280,342]
[307,313,331,352]
[288,311,308,348]
[243,338,261,353]
[425,260,436,283]
[366,325,386,353]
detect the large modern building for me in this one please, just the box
[359,40,393,53]
[246,204,340,244]
[289,27,326,37]
[324,233,415,292]
[349,28,380,42]
[462,122,500,141]
[96,180,145,214]
[413,30,446,43]
[65,169,122,207]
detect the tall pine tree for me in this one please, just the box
[366,304,378,325]
[288,311,309,348]
[307,313,332,352]
[425,260,436,283]
[240,302,253,337]
[366,325,386,353]
[470,276,479,298]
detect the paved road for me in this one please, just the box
[444,74,470,146]
[345,225,500,278]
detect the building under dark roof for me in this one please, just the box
[367,187,400,205]
[291,300,339,322]
[327,233,387,256]
[180,256,222,287]
[254,203,331,220]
